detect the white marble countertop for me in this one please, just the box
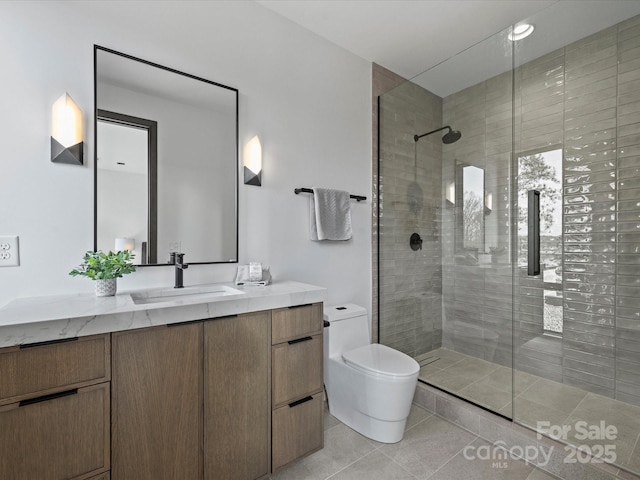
[0,281,327,348]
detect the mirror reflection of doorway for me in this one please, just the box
[96,110,158,264]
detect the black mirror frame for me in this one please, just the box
[93,45,239,266]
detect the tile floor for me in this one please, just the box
[272,403,558,480]
[417,348,640,474]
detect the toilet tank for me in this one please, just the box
[324,304,370,358]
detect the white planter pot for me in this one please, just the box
[95,278,117,297]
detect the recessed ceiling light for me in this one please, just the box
[508,23,534,41]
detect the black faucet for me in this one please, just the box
[170,252,189,288]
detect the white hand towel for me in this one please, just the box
[310,188,353,241]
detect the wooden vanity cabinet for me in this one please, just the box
[111,312,272,480]
[0,335,111,480]
[271,303,324,472]
[111,323,203,480]
[205,311,271,480]
[0,301,324,479]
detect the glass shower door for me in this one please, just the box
[512,4,640,475]
[378,25,516,418]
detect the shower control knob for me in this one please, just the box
[410,233,423,251]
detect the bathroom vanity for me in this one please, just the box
[0,281,326,480]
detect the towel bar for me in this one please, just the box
[294,188,366,202]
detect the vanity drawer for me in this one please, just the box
[272,303,323,344]
[0,334,110,405]
[272,392,323,472]
[0,382,110,480]
[272,334,323,407]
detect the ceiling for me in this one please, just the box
[256,0,557,79]
[257,0,640,95]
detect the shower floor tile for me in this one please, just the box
[518,378,588,415]
[563,393,640,468]
[418,347,640,477]
[509,397,570,429]
[424,368,479,392]
[458,381,512,412]
[419,348,509,411]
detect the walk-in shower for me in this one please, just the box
[377,2,640,475]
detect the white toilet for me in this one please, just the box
[323,304,420,443]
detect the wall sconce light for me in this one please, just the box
[51,93,83,165]
[115,237,135,252]
[485,192,493,215]
[243,135,262,186]
[445,181,455,205]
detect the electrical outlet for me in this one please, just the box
[0,235,19,267]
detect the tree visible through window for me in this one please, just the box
[518,148,563,334]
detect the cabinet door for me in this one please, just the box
[112,324,203,480]
[205,311,270,480]
[272,334,323,407]
[272,303,323,344]
[0,334,110,406]
[0,383,110,480]
[272,392,323,472]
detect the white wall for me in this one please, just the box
[0,1,371,313]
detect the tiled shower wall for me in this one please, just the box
[377,78,444,358]
[438,16,640,405]
[613,16,640,406]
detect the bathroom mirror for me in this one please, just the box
[94,46,238,265]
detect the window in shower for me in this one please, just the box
[454,164,487,265]
[462,165,485,251]
[517,147,563,334]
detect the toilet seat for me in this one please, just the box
[342,344,419,378]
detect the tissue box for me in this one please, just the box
[234,264,272,286]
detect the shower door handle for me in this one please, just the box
[528,190,540,276]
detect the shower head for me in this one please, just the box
[414,125,462,144]
[442,129,462,144]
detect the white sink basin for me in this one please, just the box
[131,285,245,305]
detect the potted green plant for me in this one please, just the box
[69,250,136,297]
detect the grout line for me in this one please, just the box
[626,432,640,466]
[515,375,542,398]
[324,448,385,480]
[376,449,421,479]
[438,357,467,370]
[433,412,474,437]
[423,435,480,480]
[323,453,366,479]
[564,390,591,420]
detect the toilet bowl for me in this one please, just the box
[323,304,419,443]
